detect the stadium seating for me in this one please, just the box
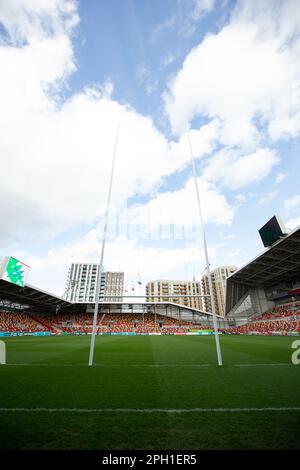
[0,311,48,332]
[252,304,300,321]
[2,304,299,336]
[227,303,300,335]
[0,311,205,335]
[228,318,300,335]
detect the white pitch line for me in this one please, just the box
[0,407,299,413]
[233,363,291,367]
[3,362,292,367]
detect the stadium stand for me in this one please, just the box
[2,303,299,336]
[0,311,48,332]
[251,303,300,321]
[0,311,206,334]
[227,303,300,335]
[228,319,300,335]
[225,226,300,320]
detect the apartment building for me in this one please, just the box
[146,280,202,310]
[201,265,237,317]
[65,263,124,302]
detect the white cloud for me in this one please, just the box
[235,194,247,205]
[146,78,158,96]
[126,177,233,230]
[0,0,79,43]
[257,190,278,206]
[164,0,300,144]
[286,216,300,230]
[275,172,288,184]
[1,2,224,242]
[0,76,180,240]
[284,195,300,211]
[202,148,279,190]
[168,119,220,171]
[193,0,216,19]
[0,3,226,245]
[161,53,175,68]
[136,63,159,95]
[152,0,216,40]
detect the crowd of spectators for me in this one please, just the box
[23,312,204,334]
[228,303,300,335]
[251,303,300,322]
[2,303,300,336]
[0,311,47,332]
[33,313,92,334]
[229,319,300,335]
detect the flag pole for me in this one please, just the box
[88,123,120,366]
[188,132,223,366]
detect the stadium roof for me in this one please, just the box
[227,225,300,287]
[0,279,71,311]
[0,279,220,317]
[81,300,216,316]
[225,225,300,315]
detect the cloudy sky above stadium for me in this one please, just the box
[0,0,300,295]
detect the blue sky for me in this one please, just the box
[0,0,300,295]
[68,0,228,124]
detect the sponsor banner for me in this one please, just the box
[0,331,51,337]
[191,329,213,334]
[0,256,31,287]
[187,331,223,335]
[101,332,137,336]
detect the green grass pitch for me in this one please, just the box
[0,334,299,450]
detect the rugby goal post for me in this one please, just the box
[0,340,6,365]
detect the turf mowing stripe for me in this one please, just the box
[0,407,299,413]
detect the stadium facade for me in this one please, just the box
[225,226,300,320]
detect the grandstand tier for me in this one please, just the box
[225,226,300,320]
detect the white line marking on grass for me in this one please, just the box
[5,363,86,367]
[0,407,299,413]
[4,362,292,367]
[233,363,291,367]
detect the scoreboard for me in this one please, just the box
[259,215,287,248]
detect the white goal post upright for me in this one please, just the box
[188,132,223,367]
[88,123,120,367]
[0,340,6,365]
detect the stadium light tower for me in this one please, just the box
[88,123,120,367]
[188,132,223,367]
